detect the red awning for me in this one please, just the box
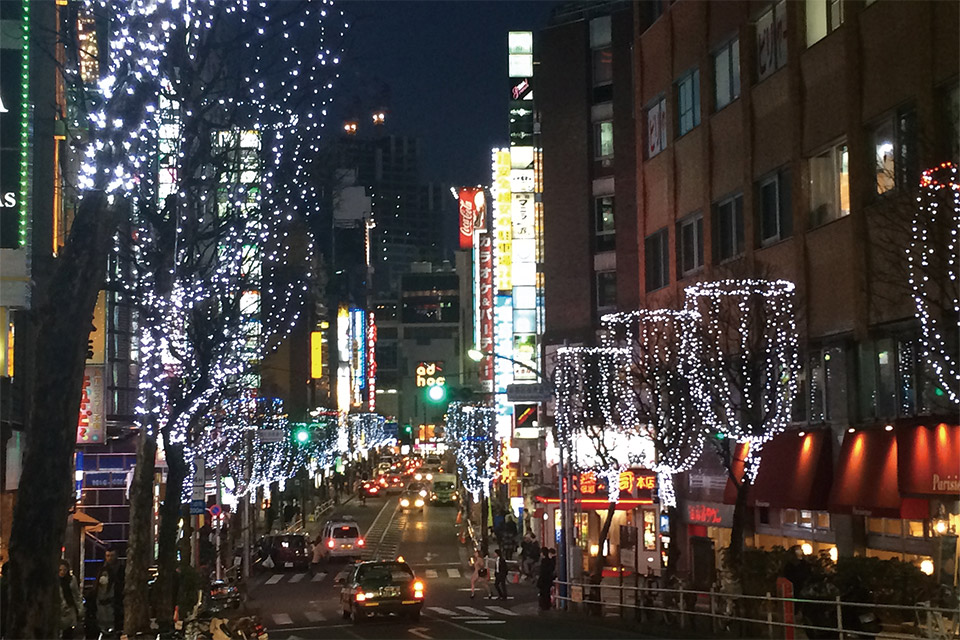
[829,429,901,518]
[749,430,833,510]
[534,496,653,510]
[896,423,960,497]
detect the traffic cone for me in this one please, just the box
[459,527,466,544]
[456,510,463,525]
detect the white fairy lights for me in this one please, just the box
[445,402,499,500]
[600,309,708,507]
[682,279,800,482]
[908,162,959,405]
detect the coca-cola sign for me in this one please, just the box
[458,187,485,249]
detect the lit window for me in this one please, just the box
[595,121,614,158]
[714,39,740,111]
[871,108,917,195]
[809,143,849,227]
[594,196,615,252]
[592,48,613,86]
[676,69,701,136]
[806,0,843,47]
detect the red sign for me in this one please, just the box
[688,504,723,524]
[77,366,105,444]
[459,187,485,249]
[777,577,795,640]
[896,423,960,496]
[478,234,495,391]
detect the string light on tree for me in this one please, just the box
[908,162,959,405]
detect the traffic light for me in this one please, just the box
[293,425,311,445]
[426,384,446,403]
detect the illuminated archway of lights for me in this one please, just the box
[908,162,960,405]
[682,279,800,482]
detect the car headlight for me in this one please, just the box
[419,490,427,497]
[426,473,433,481]
[415,499,424,507]
[400,498,410,507]
[414,473,422,481]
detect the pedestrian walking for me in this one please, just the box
[58,559,84,639]
[537,547,556,611]
[493,548,508,600]
[470,549,491,599]
[95,547,124,636]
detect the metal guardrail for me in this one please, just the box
[552,579,960,640]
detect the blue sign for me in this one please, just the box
[190,499,206,515]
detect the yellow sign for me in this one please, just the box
[310,331,323,379]
[493,150,513,292]
[86,290,107,365]
[415,362,445,387]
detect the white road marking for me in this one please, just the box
[486,605,517,616]
[289,573,306,583]
[265,574,283,585]
[408,627,433,639]
[466,620,507,625]
[272,613,293,625]
[311,572,326,582]
[424,569,438,578]
[425,606,457,616]
[456,606,488,617]
[446,568,461,578]
[304,611,325,622]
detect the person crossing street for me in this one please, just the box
[493,548,508,600]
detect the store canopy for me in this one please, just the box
[749,430,834,510]
[829,429,902,518]
[896,422,960,497]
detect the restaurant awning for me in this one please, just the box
[829,429,902,518]
[534,496,653,511]
[896,422,960,497]
[749,430,834,510]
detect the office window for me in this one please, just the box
[595,121,614,158]
[872,108,917,195]
[806,0,843,47]
[646,97,667,158]
[809,346,848,422]
[757,1,788,81]
[677,213,704,277]
[809,143,849,227]
[645,229,670,292]
[677,69,701,136]
[713,194,744,262]
[597,271,617,309]
[714,39,741,110]
[594,196,616,252]
[592,48,613,86]
[757,169,792,245]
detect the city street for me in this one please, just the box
[248,496,645,640]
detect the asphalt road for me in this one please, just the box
[248,495,647,640]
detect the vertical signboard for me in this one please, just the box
[367,312,376,411]
[310,331,323,379]
[478,234,495,393]
[0,0,29,250]
[458,187,485,250]
[77,366,105,444]
[493,150,513,292]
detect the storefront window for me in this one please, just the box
[799,510,814,528]
[643,510,657,551]
[575,512,590,551]
[784,509,798,525]
[816,512,831,530]
[906,520,925,538]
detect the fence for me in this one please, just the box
[554,579,960,639]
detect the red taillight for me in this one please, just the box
[357,538,365,546]
[327,539,335,548]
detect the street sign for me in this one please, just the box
[258,429,284,443]
[209,504,222,517]
[192,457,205,501]
[190,499,206,515]
[506,382,552,403]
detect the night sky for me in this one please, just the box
[335,1,559,186]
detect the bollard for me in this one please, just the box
[836,595,844,639]
[766,592,773,639]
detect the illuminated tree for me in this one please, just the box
[445,403,498,501]
[6,2,345,636]
[682,279,800,572]
[908,162,960,405]
[601,309,708,574]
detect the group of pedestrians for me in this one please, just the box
[469,539,557,612]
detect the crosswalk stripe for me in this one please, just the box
[311,572,326,582]
[304,611,325,622]
[425,606,457,616]
[272,613,293,625]
[486,605,518,616]
[446,568,461,578]
[265,574,283,585]
[289,573,306,583]
[456,606,488,617]
[424,569,438,578]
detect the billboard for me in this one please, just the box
[77,366,105,444]
[478,234,495,392]
[367,312,377,411]
[458,187,486,249]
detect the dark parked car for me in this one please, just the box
[338,560,424,624]
[259,533,310,570]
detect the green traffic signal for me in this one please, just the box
[427,384,446,403]
[294,426,310,444]
[403,424,413,434]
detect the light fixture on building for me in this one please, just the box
[848,427,856,433]
[589,544,600,557]
[932,504,950,536]
[884,424,894,432]
[343,120,358,135]
[828,547,838,562]
[920,559,935,576]
[801,542,813,555]
[372,111,386,125]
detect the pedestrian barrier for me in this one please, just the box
[552,579,960,639]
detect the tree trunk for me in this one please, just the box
[125,431,158,635]
[6,192,115,639]
[154,437,189,627]
[665,504,682,579]
[590,501,617,581]
[727,477,752,573]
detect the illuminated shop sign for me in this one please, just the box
[367,312,376,411]
[458,187,486,250]
[478,234,495,392]
[350,308,366,406]
[77,366,105,444]
[492,150,512,292]
[414,361,445,388]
